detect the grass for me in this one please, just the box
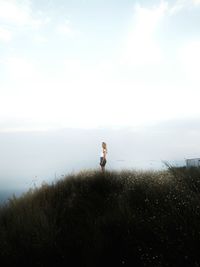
[0,167,200,266]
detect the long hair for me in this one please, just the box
[102,142,108,153]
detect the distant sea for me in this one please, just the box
[0,189,25,205]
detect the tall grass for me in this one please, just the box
[0,167,200,266]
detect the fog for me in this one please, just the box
[0,117,199,198]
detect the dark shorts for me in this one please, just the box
[100,157,107,167]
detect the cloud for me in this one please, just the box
[56,19,80,38]
[122,1,168,66]
[0,27,12,42]
[192,0,200,5]
[1,1,199,132]
[168,0,189,14]
[121,0,200,68]
[56,20,73,36]
[5,56,37,79]
[0,0,51,30]
[33,35,47,44]
[0,0,30,24]
[169,0,200,14]
[179,40,200,82]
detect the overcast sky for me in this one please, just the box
[0,0,200,131]
[0,1,200,195]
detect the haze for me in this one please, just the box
[0,0,200,197]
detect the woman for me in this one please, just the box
[100,142,107,172]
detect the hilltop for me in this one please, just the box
[0,167,200,266]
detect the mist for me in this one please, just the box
[0,117,199,197]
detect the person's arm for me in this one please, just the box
[103,149,106,160]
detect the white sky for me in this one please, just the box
[0,0,200,131]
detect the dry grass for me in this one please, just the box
[0,167,200,266]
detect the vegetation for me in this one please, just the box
[0,167,200,266]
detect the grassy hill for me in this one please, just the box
[0,167,200,266]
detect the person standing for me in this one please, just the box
[100,142,107,172]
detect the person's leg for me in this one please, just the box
[103,159,106,172]
[100,163,104,172]
[100,157,106,172]
[100,157,103,171]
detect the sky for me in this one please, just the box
[0,0,200,195]
[0,0,200,131]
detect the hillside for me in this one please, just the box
[0,167,200,266]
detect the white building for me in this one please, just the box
[186,158,200,168]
